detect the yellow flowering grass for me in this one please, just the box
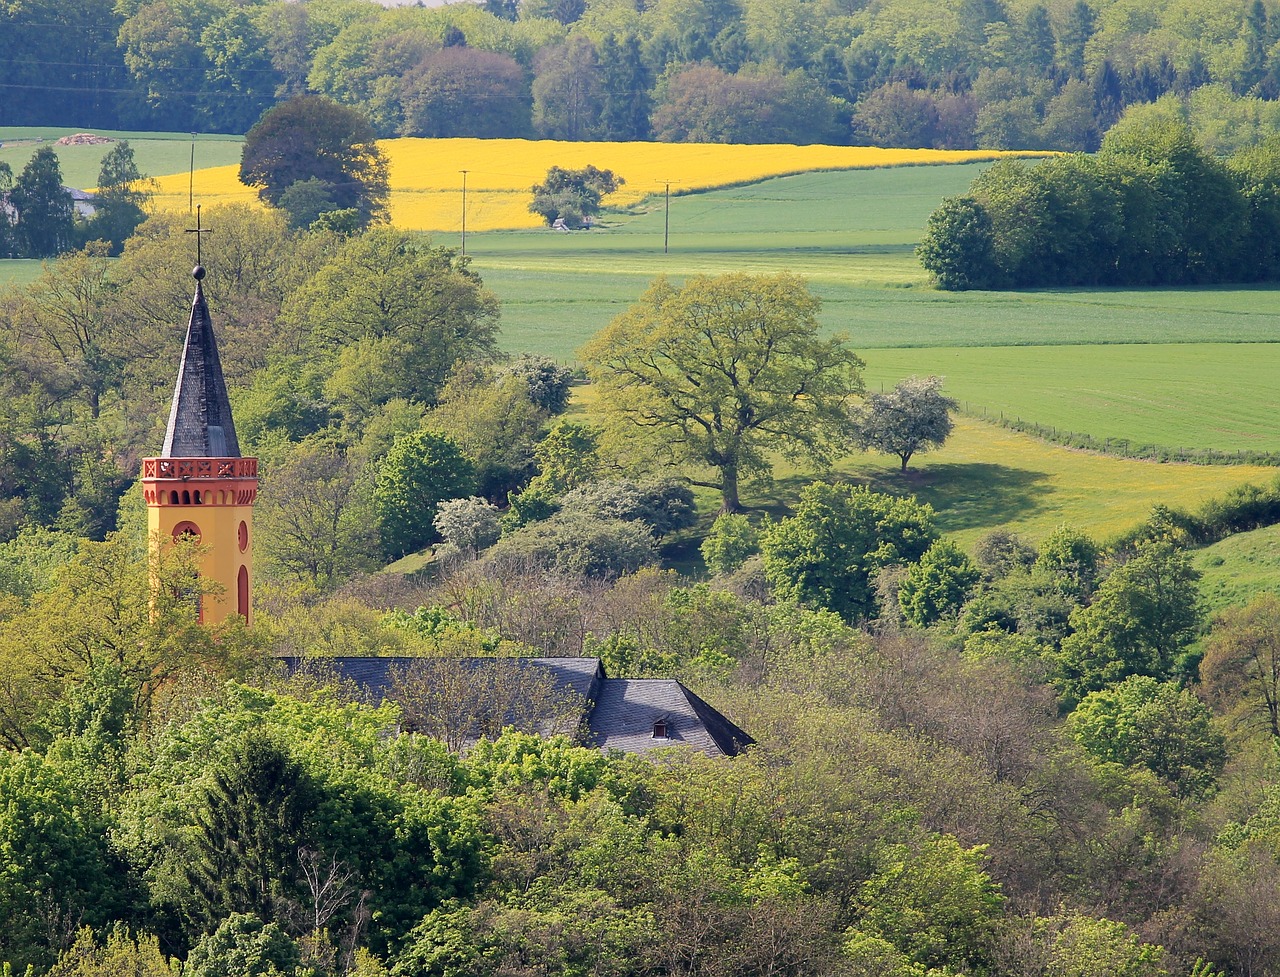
[151,138,1031,232]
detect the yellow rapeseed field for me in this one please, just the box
[151,138,1026,232]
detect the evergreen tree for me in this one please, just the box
[600,35,652,140]
[11,146,74,258]
[187,734,319,932]
[82,141,150,254]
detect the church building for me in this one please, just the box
[140,263,258,624]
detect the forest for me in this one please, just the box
[8,0,1280,152]
[1,191,1280,976]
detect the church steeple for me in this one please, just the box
[141,258,258,626]
[162,266,240,458]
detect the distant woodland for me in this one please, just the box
[9,0,1280,151]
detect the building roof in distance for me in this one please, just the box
[277,655,752,758]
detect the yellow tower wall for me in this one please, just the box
[141,457,258,625]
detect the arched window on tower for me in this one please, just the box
[237,565,249,620]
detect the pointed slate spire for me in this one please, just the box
[161,265,240,458]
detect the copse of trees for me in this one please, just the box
[919,119,1280,289]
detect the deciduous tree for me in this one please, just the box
[1052,536,1203,708]
[761,482,937,622]
[529,164,623,229]
[240,95,389,228]
[373,429,476,557]
[1201,594,1280,737]
[581,274,863,512]
[1067,675,1226,798]
[853,375,958,471]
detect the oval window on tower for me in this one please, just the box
[238,521,249,552]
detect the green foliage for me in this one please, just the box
[701,512,761,576]
[761,482,938,622]
[1067,676,1226,799]
[424,365,546,500]
[80,141,152,254]
[281,229,500,409]
[527,420,601,497]
[374,430,476,557]
[582,273,864,512]
[10,146,73,258]
[529,165,624,229]
[898,538,980,628]
[1053,537,1203,709]
[187,734,319,929]
[0,751,129,971]
[240,95,389,228]
[851,835,1003,975]
[46,925,174,977]
[256,437,380,590]
[185,914,299,977]
[1000,910,1169,977]
[920,121,1273,289]
[917,195,998,290]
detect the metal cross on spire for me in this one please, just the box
[185,203,212,269]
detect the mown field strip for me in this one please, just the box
[862,344,1280,454]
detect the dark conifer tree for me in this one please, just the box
[10,147,74,258]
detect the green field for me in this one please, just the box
[452,167,1280,460]
[1195,523,1280,610]
[862,343,1280,454]
[0,259,44,286]
[463,166,1280,361]
[0,127,243,190]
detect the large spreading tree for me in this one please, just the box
[239,94,389,228]
[581,273,864,512]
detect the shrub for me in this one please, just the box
[701,513,761,576]
[483,511,658,579]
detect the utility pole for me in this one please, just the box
[664,181,670,254]
[189,132,197,213]
[460,169,468,255]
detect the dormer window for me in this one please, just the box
[652,718,669,739]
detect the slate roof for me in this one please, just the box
[162,269,240,458]
[587,678,754,758]
[278,656,751,758]
[282,656,605,706]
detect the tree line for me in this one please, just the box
[0,143,151,259]
[10,0,1280,151]
[919,117,1280,289]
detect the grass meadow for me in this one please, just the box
[0,127,243,191]
[1195,523,1280,610]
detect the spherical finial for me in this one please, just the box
[192,264,206,281]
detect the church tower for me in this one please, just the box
[140,264,257,624]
